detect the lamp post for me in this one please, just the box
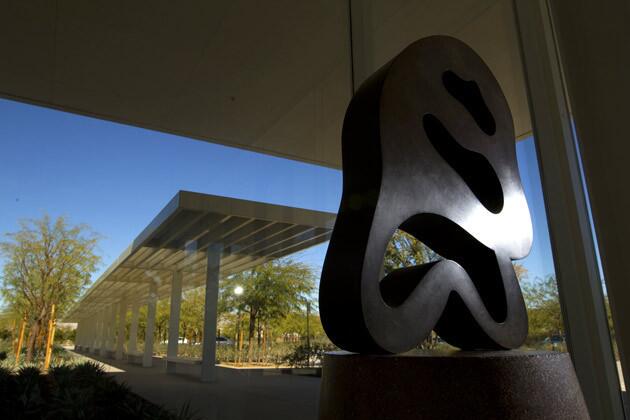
[306,301,311,368]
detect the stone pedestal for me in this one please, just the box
[320,350,589,420]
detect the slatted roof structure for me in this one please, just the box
[65,191,336,321]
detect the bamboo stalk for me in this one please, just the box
[15,319,26,364]
[44,304,56,370]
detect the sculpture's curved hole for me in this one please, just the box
[423,114,504,214]
[442,70,496,135]
[379,229,441,308]
[379,214,508,324]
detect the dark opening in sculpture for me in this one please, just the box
[319,36,533,354]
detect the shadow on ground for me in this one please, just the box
[71,351,320,420]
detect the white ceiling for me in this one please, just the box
[0,0,530,168]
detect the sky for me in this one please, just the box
[0,97,555,295]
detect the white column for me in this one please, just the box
[92,314,100,352]
[92,314,99,353]
[74,321,81,350]
[80,321,86,349]
[100,307,112,357]
[115,299,127,360]
[87,319,92,348]
[143,281,158,367]
[107,304,117,354]
[79,319,86,350]
[166,271,183,374]
[201,244,222,382]
[128,301,140,354]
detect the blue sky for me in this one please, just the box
[0,98,555,291]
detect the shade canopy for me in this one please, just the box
[0,0,531,168]
[64,191,335,321]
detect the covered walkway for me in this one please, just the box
[72,349,320,420]
[65,190,335,382]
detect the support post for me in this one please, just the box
[15,319,26,363]
[81,321,86,349]
[92,314,99,352]
[116,299,127,360]
[201,244,222,382]
[100,307,111,357]
[166,271,183,374]
[79,321,86,350]
[88,317,96,351]
[143,280,158,367]
[92,314,100,352]
[74,321,81,350]
[128,301,140,354]
[106,304,117,355]
[44,304,56,370]
[77,319,84,350]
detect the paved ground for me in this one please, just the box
[72,352,320,420]
[70,350,629,419]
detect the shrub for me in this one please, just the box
[14,366,49,417]
[283,342,336,368]
[0,361,200,420]
[48,364,74,389]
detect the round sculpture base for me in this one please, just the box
[319,350,589,420]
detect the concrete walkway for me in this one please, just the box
[74,352,320,420]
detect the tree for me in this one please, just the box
[273,310,326,342]
[383,230,442,349]
[155,300,170,345]
[521,275,564,344]
[0,215,101,361]
[383,230,437,275]
[219,259,315,360]
[180,287,205,345]
[513,263,528,282]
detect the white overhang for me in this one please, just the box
[0,0,531,169]
[64,191,336,321]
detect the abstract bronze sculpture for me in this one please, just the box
[319,36,533,354]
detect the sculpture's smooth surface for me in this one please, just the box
[319,36,533,353]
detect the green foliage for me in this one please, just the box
[148,259,330,365]
[0,215,101,317]
[0,215,101,360]
[180,287,205,345]
[383,230,438,275]
[283,342,336,368]
[54,327,77,344]
[273,311,325,339]
[0,361,199,420]
[383,231,444,348]
[219,259,316,359]
[522,275,564,347]
[0,328,11,340]
[47,364,74,389]
[155,299,171,344]
[220,259,315,323]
